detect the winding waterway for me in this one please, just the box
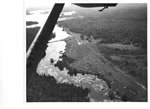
[27,6,147,102]
[36,25,110,101]
[27,9,112,101]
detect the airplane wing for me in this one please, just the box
[74,3,117,12]
[74,3,117,8]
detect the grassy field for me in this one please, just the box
[57,4,147,101]
[96,44,147,87]
[58,3,147,89]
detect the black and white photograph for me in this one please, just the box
[2,0,150,108]
[26,2,147,102]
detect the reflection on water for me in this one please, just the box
[49,25,71,43]
[37,24,110,101]
[26,9,83,29]
[60,11,76,16]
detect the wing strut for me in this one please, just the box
[27,3,64,86]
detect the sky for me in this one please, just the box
[25,0,53,8]
[25,0,72,9]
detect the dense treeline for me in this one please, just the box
[27,73,89,102]
[26,21,38,26]
[59,17,146,48]
[59,4,147,48]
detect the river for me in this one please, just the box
[26,6,147,102]
[36,24,112,101]
[27,9,114,101]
